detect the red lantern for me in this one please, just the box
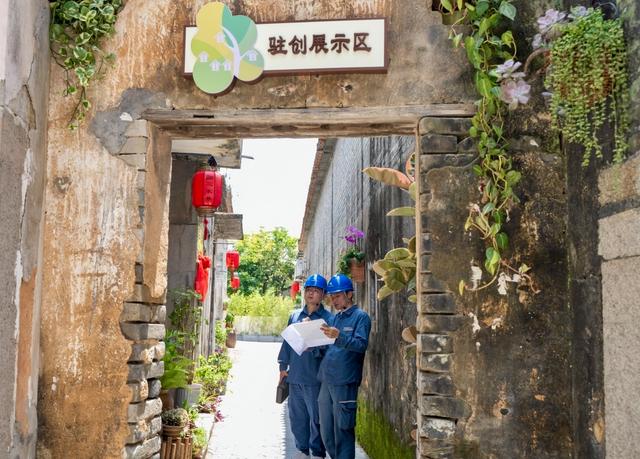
[226,250,240,272]
[230,274,240,290]
[194,254,211,300]
[290,281,300,300]
[191,165,223,216]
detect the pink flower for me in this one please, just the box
[537,9,567,34]
[500,79,531,110]
[494,60,526,81]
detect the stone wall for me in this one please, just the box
[415,118,572,458]
[596,2,640,456]
[0,0,49,456]
[302,136,417,457]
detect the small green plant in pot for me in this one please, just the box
[337,226,366,282]
[161,408,189,436]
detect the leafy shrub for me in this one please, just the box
[160,331,192,390]
[214,321,227,348]
[228,291,295,320]
[194,350,232,401]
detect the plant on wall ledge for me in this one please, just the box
[363,157,417,303]
[337,226,366,282]
[526,7,630,165]
[49,0,124,129]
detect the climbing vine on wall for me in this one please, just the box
[49,0,124,129]
[440,0,535,294]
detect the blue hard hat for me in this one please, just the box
[304,274,327,292]
[326,274,354,294]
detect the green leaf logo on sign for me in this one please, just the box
[191,2,264,94]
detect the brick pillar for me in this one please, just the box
[415,118,473,458]
[118,120,166,459]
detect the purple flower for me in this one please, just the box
[344,226,364,244]
[537,9,566,34]
[500,79,531,110]
[494,60,526,81]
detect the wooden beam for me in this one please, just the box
[143,105,475,138]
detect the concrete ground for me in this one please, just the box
[207,340,369,459]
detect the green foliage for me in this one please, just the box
[224,312,235,328]
[191,426,207,452]
[337,246,366,277]
[160,331,191,390]
[443,0,534,293]
[214,321,227,348]
[194,351,233,401]
[169,288,205,369]
[363,164,417,302]
[233,228,297,295]
[545,9,629,165]
[355,399,414,459]
[227,291,295,333]
[49,0,123,129]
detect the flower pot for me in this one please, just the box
[225,330,237,348]
[349,259,366,284]
[175,384,202,409]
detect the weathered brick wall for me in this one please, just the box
[303,136,417,454]
[416,118,571,458]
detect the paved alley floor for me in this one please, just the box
[207,340,369,459]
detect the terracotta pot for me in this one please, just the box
[225,330,237,348]
[349,259,365,283]
[162,424,186,437]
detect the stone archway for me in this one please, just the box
[36,1,572,458]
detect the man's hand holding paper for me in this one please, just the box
[281,318,336,356]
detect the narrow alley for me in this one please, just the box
[208,340,369,459]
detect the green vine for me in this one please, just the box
[440,0,536,295]
[534,8,630,165]
[49,0,124,129]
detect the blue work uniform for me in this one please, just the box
[317,305,371,459]
[278,304,333,458]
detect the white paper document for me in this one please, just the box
[281,319,335,356]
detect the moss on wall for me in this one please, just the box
[356,399,414,459]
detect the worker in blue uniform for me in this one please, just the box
[318,274,371,459]
[278,274,333,459]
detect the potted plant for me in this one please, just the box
[191,427,207,459]
[160,331,192,410]
[224,312,237,348]
[160,408,192,459]
[337,226,366,283]
[169,288,204,408]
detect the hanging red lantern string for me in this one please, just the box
[226,250,240,272]
[191,164,223,216]
[230,273,240,291]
